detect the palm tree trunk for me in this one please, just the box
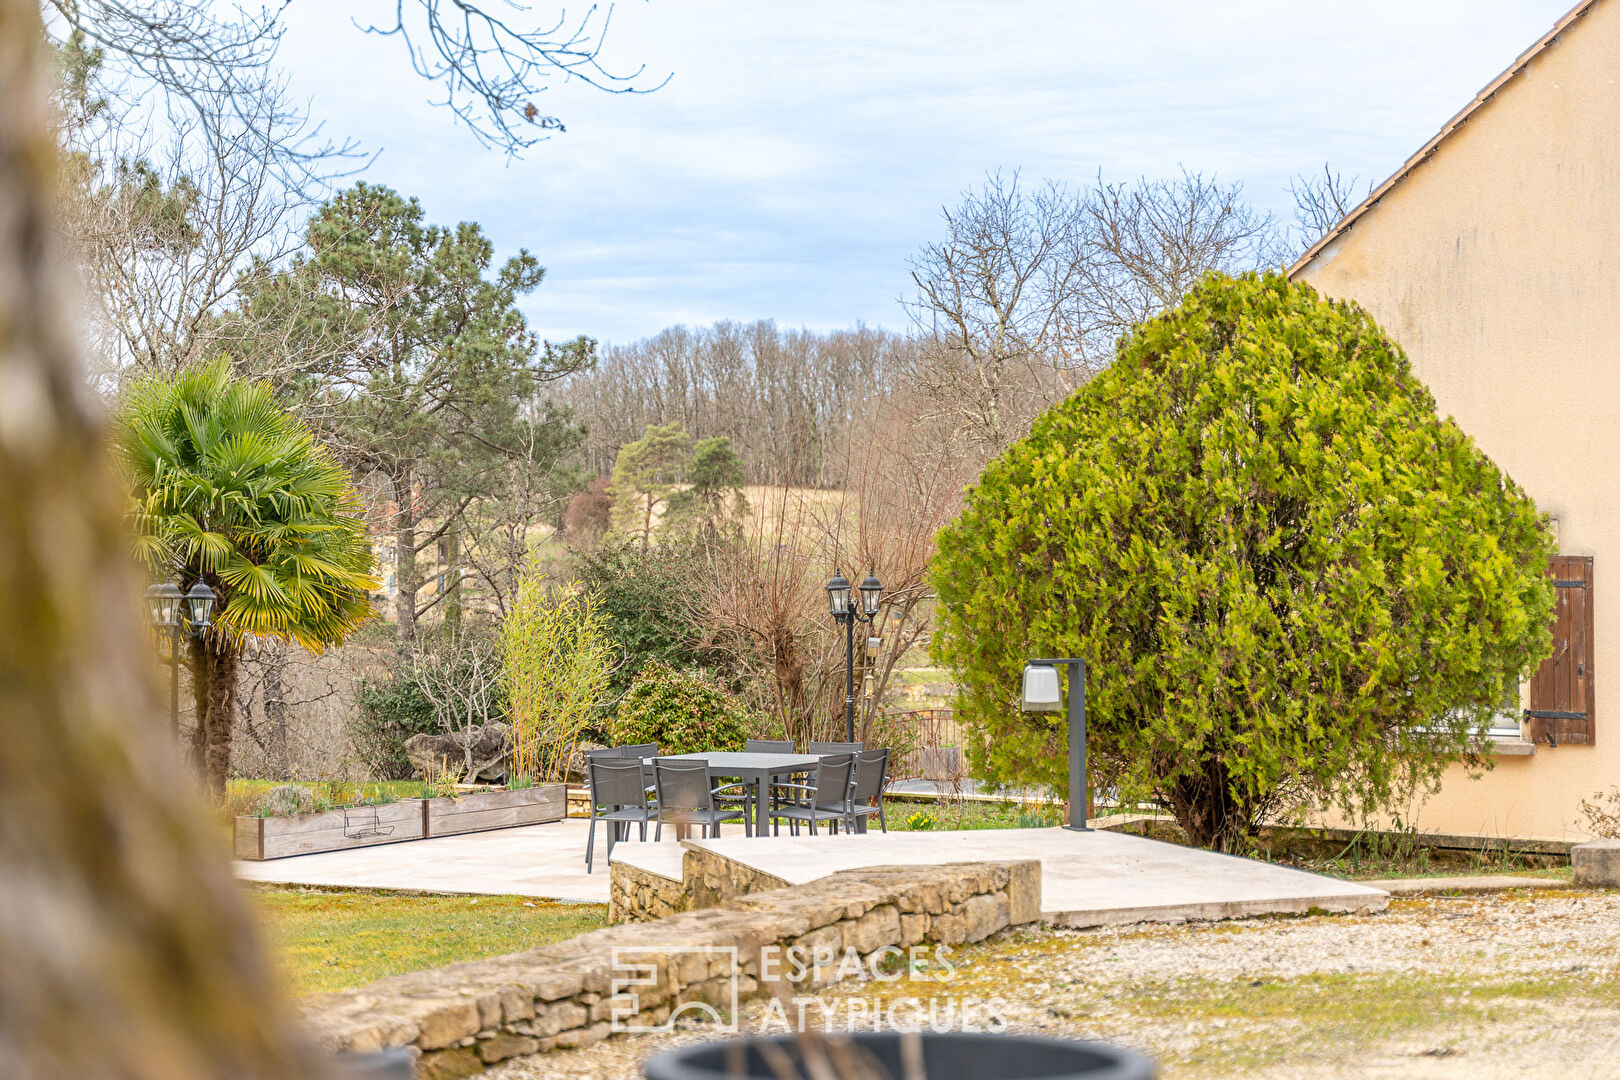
[0,0,327,1072]
[201,633,239,800]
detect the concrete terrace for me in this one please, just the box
[617,826,1388,926]
[237,819,1388,924]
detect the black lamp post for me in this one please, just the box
[145,580,216,738]
[827,569,883,742]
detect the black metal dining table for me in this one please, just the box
[662,751,822,840]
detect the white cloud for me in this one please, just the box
[274,0,1578,342]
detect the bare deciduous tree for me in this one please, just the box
[1080,168,1283,342]
[234,638,352,781]
[1290,163,1370,253]
[456,398,585,617]
[45,0,664,157]
[559,321,915,487]
[695,408,971,747]
[413,630,508,778]
[905,168,1284,454]
[902,170,1088,450]
[63,77,327,385]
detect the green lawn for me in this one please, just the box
[246,886,607,995]
[884,797,1063,832]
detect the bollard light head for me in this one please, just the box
[1021,662,1063,713]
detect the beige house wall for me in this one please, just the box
[1293,0,1620,842]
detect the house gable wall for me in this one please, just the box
[1295,0,1620,840]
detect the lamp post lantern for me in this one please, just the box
[184,580,216,632]
[145,580,216,739]
[144,583,184,738]
[827,569,882,742]
[1021,657,1090,831]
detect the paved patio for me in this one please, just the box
[236,820,1388,925]
[618,827,1389,926]
[235,817,621,903]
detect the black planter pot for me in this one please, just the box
[642,1031,1156,1080]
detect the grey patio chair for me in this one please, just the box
[848,748,890,833]
[767,753,856,836]
[745,738,798,816]
[652,759,752,840]
[605,742,660,793]
[808,740,863,756]
[585,759,657,874]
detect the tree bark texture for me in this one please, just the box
[0,2,328,1075]
[187,630,239,800]
[392,465,417,652]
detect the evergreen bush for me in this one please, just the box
[609,660,753,755]
[932,272,1556,851]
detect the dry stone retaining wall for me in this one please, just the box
[305,860,1041,1078]
[610,847,795,924]
[608,859,692,923]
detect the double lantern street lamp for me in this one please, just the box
[144,580,216,738]
[826,570,883,743]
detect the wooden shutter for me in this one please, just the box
[1527,555,1594,746]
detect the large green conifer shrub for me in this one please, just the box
[932,272,1555,850]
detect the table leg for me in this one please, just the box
[754,773,769,839]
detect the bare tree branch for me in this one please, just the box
[47,0,665,158]
[1289,162,1370,254]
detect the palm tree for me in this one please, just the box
[115,360,377,797]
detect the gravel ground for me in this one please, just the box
[491,888,1620,1079]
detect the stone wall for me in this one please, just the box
[686,847,792,911]
[305,860,1041,1078]
[607,847,811,925]
[609,860,692,923]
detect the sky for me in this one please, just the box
[275,0,1578,346]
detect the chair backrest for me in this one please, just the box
[589,759,648,808]
[808,741,862,756]
[851,749,889,801]
[810,753,856,810]
[653,759,714,813]
[617,743,659,759]
[745,739,794,754]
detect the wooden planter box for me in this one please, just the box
[425,784,566,837]
[234,784,566,860]
[235,799,426,861]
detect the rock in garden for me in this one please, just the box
[404,724,511,782]
[1572,838,1620,887]
[567,742,606,783]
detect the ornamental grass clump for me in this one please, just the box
[932,271,1556,852]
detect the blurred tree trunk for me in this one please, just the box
[187,630,240,798]
[200,633,239,799]
[0,0,328,1075]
